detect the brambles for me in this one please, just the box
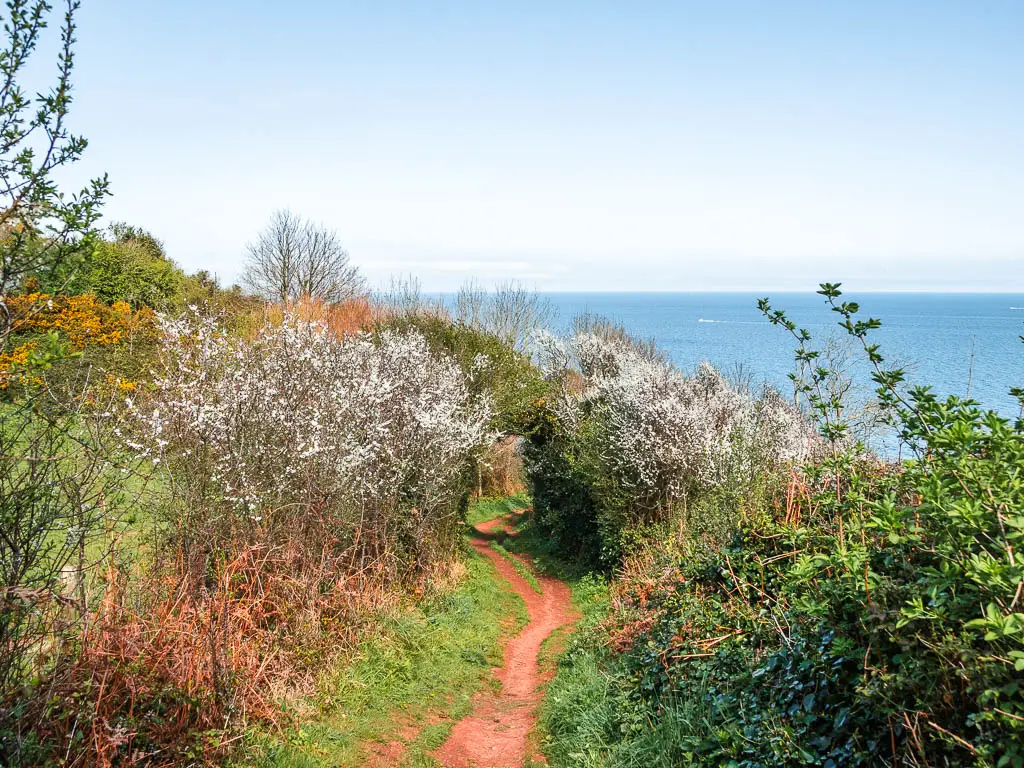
[0,386,140,763]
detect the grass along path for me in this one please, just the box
[245,545,526,766]
[243,496,577,768]
[488,541,543,594]
[465,493,531,526]
[433,512,576,768]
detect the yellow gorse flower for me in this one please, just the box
[1,293,156,387]
[3,292,155,349]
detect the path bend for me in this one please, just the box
[433,513,574,768]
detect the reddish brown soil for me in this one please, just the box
[363,719,422,767]
[434,513,574,768]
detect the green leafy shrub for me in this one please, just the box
[543,287,1024,767]
[53,224,186,308]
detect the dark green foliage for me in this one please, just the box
[40,223,254,315]
[538,286,1024,767]
[522,402,607,568]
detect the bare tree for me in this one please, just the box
[374,274,447,319]
[453,280,554,353]
[241,210,364,304]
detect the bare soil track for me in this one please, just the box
[433,512,574,768]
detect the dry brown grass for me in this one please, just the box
[231,295,377,341]
[479,436,526,497]
[266,296,374,337]
[23,510,466,766]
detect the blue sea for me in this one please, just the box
[541,293,1024,419]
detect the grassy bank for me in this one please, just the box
[243,512,528,767]
[484,512,614,767]
[533,576,612,768]
[465,492,531,525]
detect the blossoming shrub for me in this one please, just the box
[525,324,811,566]
[138,309,488,559]
[379,311,549,434]
[557,391,1024,768]
[377,310,550,496]
[44,310,493,764]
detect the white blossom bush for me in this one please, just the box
[72,310,494,742]
[125,309,491,581]
[527,326,813,562]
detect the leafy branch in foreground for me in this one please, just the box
[0,0,109,366]
[540,287,1024,767]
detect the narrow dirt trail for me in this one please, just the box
[433,513,574,768]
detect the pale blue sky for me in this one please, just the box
[65,1,1024,291]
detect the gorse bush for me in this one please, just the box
[525,323,811,566]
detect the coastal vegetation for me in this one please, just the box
[528,291,1024,767]
[1,4,1022,768]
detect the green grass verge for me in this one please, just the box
[507,513,704,768]
[465,492,530,525]
[488,541,542,594]
[242,547,527,768]
[492,511,619,767]
[533,573,617,768]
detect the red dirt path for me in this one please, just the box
[433,513,575,768]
